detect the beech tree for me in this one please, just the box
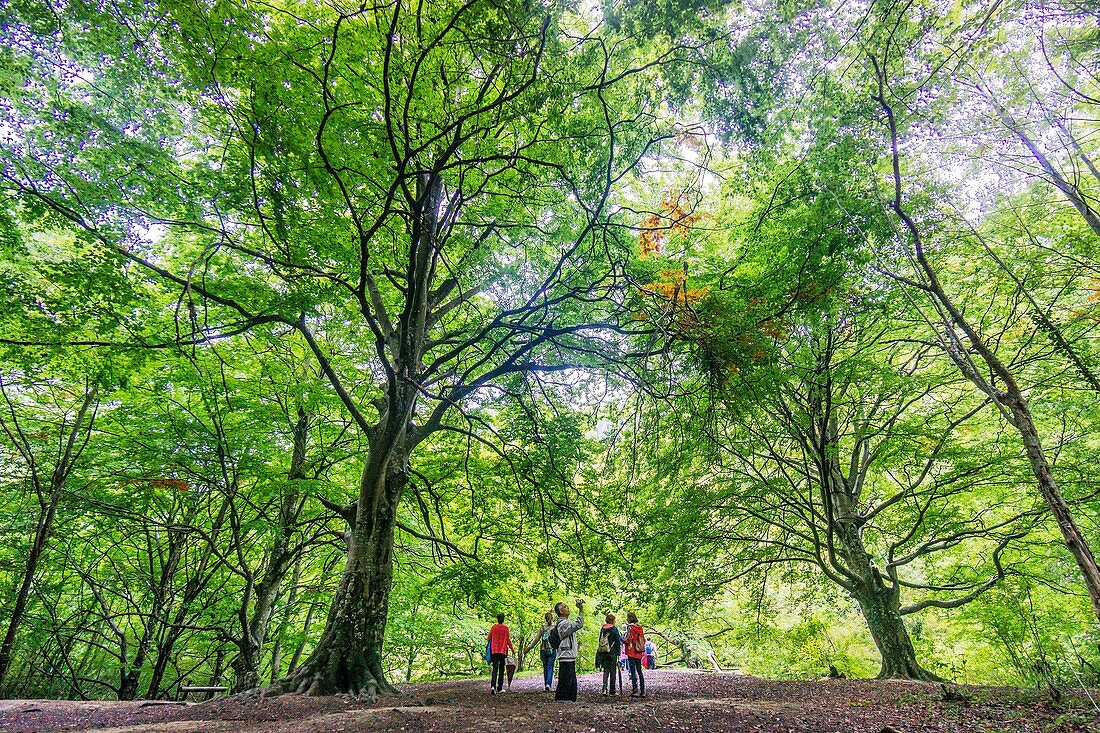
[863,2,1100,622]
[623,258,1039,679]
[0,0,690,695]
[1,0,1098,699]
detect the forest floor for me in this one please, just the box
[0,669,1097,733]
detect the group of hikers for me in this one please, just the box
[486,598,657,702]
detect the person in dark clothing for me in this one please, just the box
[553,598,585,701]
[596,613,622,696]
[487,613,515,693]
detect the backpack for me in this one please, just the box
[548,623,562,651]
[597,628,610,654]
[540,627,552,653]
[628,627,645,654]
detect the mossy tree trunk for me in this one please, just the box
[827,473,941,681]
[276,394,415,696]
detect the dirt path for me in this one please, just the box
[1,669,1096,732]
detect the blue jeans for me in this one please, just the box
[541,649,556,688]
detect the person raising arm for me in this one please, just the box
[524,611,558,691]
[552,599,585,702]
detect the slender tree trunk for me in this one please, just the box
[120,528,183,700]
[0,386,97,688]
[1006,394,1100,620]
[233,549,291,692]
[403,596,421,683]
[988,100,1100,239]
[269,557,304,684]
[287,602,315,675]
[269,639,283,687]
[147,630,184,699]
[872,65,1100,623]
[209,648,227,700]
[119,627,154,701]
[233,408,310,693]
[0,485,63,688]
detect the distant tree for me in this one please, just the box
[0,374,98,688]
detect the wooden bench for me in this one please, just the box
[179,685,229,700]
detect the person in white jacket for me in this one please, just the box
[553,598,585,701]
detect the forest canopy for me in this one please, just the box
[0,0,1098,700]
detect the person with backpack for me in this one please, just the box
[624,612,646,698]
[523,611,558,691]
[645,638,657,670]
[595,613,622,696]
[487,613,515,694]
[552,598,585,701]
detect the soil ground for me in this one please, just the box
[0,669,1097,732]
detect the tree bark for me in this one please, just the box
[1006,394,1100,620]
[275,442,408,696]
[850,577,937,680]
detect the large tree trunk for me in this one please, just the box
[850,577,937,681]
[834,524,940,680]
[275,449,407,697]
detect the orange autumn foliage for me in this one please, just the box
[125,477,190,492]
[638,197,705,259]
[636,196,711,335]
[1081,279,1100,321]
[639,269,709,308]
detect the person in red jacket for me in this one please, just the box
[624,612,646,698]
[487,613,515,693]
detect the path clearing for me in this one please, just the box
[1,669,1096,732]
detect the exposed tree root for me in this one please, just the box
[258,653,398,701]
[875,665,944,683]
